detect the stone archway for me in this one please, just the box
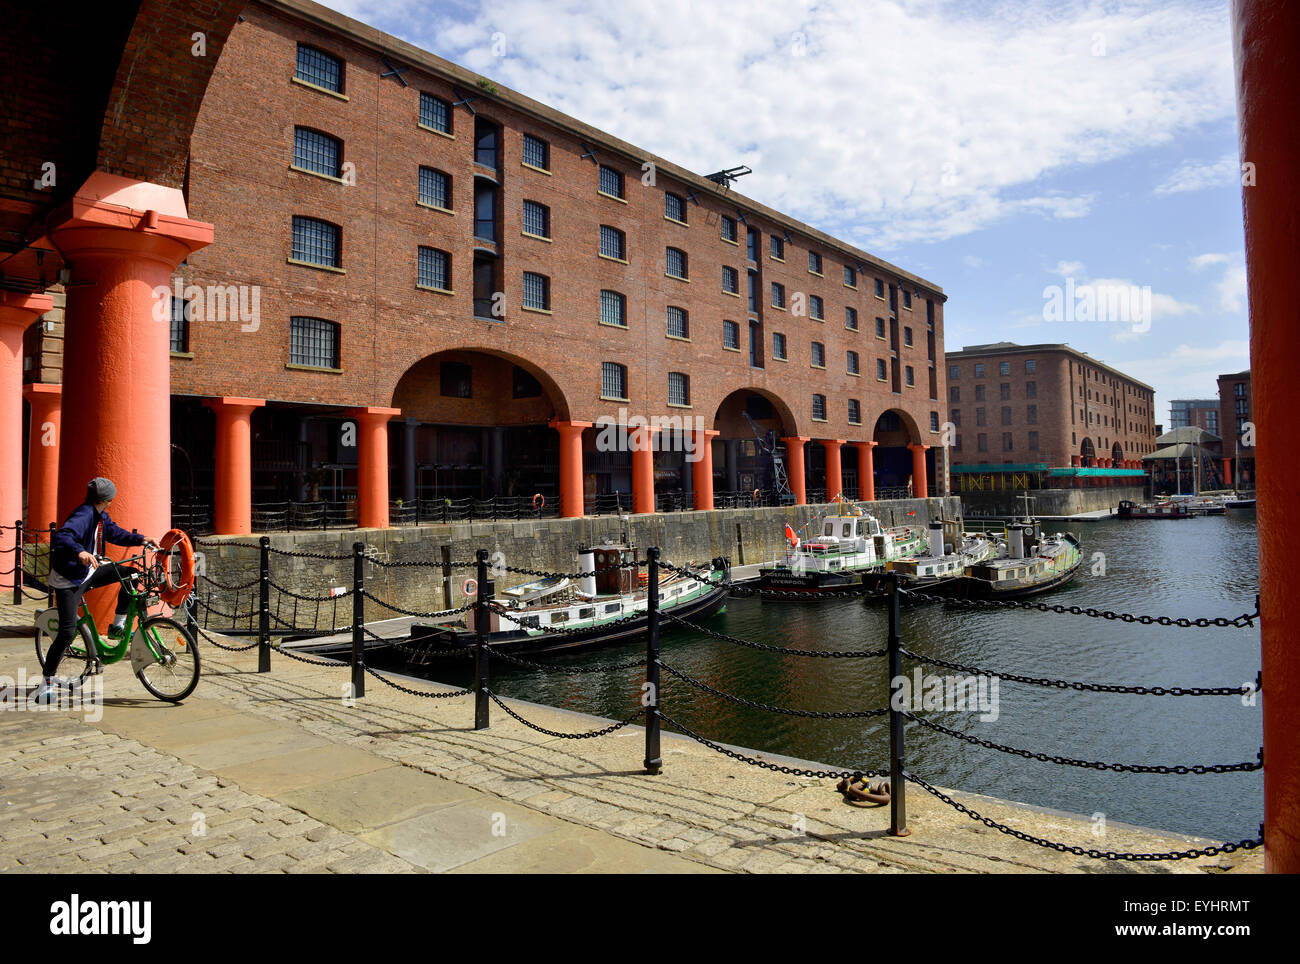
[712,389,797,503]
[871,408,924,494]
[1081,437,1096,467]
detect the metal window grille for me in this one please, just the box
[291,216,339,267]
[903,291,912,308]
[847,350,859,374]
[522,134,548,169]
[666,247,687,278]
[600,225,624,259]
[904,327,913,346]
[418,167,450,208]
[1000,361,1011,375]
[770,237,784,259]
[170,295,189,353]
[667,306,688,339]
[876,317,885,337]
[949,365,959,378]
[418,246,450,290]
[875,279,884,296]
[523,272,549,310]
[844,266,856,286]
[772,283,785,307]
[419,92,451,133]
[1025,359,1036,373]
[930,412,940,431]
[602,362,627,399]
[599,165,623,198]
[809,251,822,273]
[668,372,689,406]
[848,399,861,424]
[906,366,915,386]
[666,193,687,222]
[523,200,549,237]
[722,266,738,293]
[290,316,338,368]
[812,342,825,367]
[296,45,342,91]
[846,307,858,329]
[293,128,341,177]
[877,359,886,379]
[810,296,823,320]
[723,320,739,348]
[773,332,787,359]
[600,290,626,326]
[721,216,737,242]
[812,394,826,420]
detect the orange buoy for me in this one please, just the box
[785,524,798,548]
[533,493,545,510]
[157,529,195,608]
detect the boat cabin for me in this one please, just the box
[591,545,639,595]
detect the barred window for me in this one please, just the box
[293,127,341,177]
[600,290,626,327]
[291,216,340,268]
[875,278,884,297]
[847,350,859,375]
[522,134,549,170]
[903,291,913,309]
[1000,383,1011,400]
[974,363,986,377]
[723,320,740,349]
[418,167,451,209]
[602,362,628,400]
[930,412,940,432]
[811,342,825,367]
[523,200,550,238]
[419,92,451,133]
[810,295,824,320]
[844,265,857,287]
[668,372,690,406]
[667,305,689,339]
[598,165,624,198]
[809,251,822,274]
[417,246,451,290]
[848,399,861,424]
[949,364,959,379]
[721,215,737,242]
[875,317,885,337]
[169,294,190,353]
[770,236,785,260]
[1025,359,1037,374]
[523,272,550,310]
[599,225,625,260]
[290,316,339,368]
[845,306,858,330]
[722,265,739,294]
[771,282,785,308]
[876,358,887,379]
[773,332,787,360]
[999,361,1011,376]
[665,192,687,223]
[812,394,827,421]
[666,247,688,279]
[906,366,915,387]
[904,326,913,347]
[295,44,342,92]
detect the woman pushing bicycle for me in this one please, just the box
[33,477,160,704]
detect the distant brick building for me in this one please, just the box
[88,0,949,528]
[1217,370,1254,487]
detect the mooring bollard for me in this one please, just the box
[474,548,490,729]
[257,536,271,673]
[886,570,910,836]
[644,547,662,774]
[13,519,23,605]
[351,541,366,699]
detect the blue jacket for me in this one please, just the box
[51,503,145,583]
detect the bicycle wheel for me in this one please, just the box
[135,616,201,703]
[33,618,98,689]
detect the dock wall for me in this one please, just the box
[960,485,1145,518]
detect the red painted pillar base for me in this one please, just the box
[692,429,720,510]
[632,426,661,514]
[851,441,878,501]
[204,397,266,535]
[781,437,809,505]
[346,407,400,529]
[1222,457,1233,486]
[24,383,62,540]
[1233,0,1300,873]
[909,444,931,499]
[820,439,845,501]
[549,419,591,518]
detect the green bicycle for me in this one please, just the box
[33,541,201,703]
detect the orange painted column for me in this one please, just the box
[820,439,845,501]
[781,437,809,505]
[692,429,720,510]
[1233,0,1300,873]
[39,177,212,627]
[549,418,591,518]
[204,397,265,535]
[0,293,53,586]
[909,444,930,498]
[1223,458,1233,484]
[346,407,400,529]
[23,383,62,540]
[851,441,878,501]
[1071,455,1081,467]
[631,425,661,514]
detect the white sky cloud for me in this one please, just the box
[1154,153,1239,195]
[1190,252,1230,270]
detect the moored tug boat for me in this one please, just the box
[861,520,1000,595]
[407,544,728,657]
[1118,499,1191,519]
[956,521,1082,599]
[756,503,927,595]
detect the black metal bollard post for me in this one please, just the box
[886,571,910,836]
[644,547,662,774]
[473,548,490,729]
[351,541,366,699]
[46,523,55,608]
[257,536,271,673]
[13,519,23,604]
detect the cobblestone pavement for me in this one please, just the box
[0,628,1262,874]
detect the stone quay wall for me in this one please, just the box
[959,484,1147,518]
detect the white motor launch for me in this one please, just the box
[578,546,597,596]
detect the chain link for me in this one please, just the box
[363,664,474,699]
[500,562,646,579]
[269,580,352,602]
[660,609,887,658]
[906,772,1262,861]
[726,583,870,601]
[485,689,644,738]
[488,646,647,675]
[899,587,1260,629]
[359,590,475,620]
[197,573,261,592]
[658,711,879,779]
[660,660,890,719]
[195,626,261,652]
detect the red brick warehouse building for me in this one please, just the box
[139,0,948,531]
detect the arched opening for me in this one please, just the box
[1111,442,1124,465]
[1080,437,1096,467]
[392,349,569,505]
[713,389,796,504]
[871,409,924,496]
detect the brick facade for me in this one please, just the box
[1217,370,1254,482]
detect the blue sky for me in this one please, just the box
[321,0,1249,427]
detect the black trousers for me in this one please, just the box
[43,563,139,677]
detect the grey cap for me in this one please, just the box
[86,477,117,503]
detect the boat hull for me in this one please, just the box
[754,567,873,595]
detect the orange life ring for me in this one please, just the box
[785,524,798,548]
[753,488,761,504]
[157,529,195,608]
[533,493,545,510]
[463,578,478,597]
